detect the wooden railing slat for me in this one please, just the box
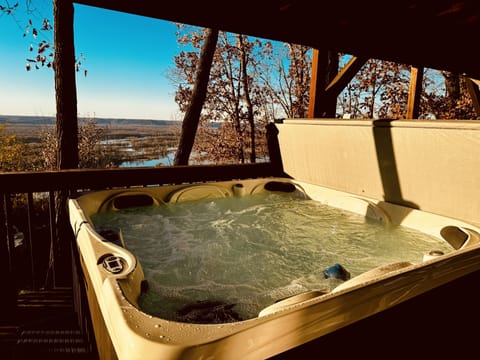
[0,163,280,193]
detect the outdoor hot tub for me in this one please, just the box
[69,177,480,360]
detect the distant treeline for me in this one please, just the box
[0,115,180,127]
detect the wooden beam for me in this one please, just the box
[73,1,480,80]
[308,53,366,118]
[308,49,323,118]
[325,56,367,95]
[406,67,424,119]
[0,164,279,194]
[466,78,480,117]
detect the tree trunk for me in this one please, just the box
[174,28,219,165]
[54,0,78,170]
[238,35,256,163]
[442,71,461,100]
[46,0,78,288]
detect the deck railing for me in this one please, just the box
[1,124,284,334]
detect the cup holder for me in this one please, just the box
[101,255,125,274]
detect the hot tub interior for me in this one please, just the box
[87,179,457,323]
[69,177,480,359]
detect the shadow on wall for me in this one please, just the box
[372,120,419,219]
[266,121,289,178]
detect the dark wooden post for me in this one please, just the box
[308,53,367,119]
[49,0,78,288]
[308,49,339,118]
[0,194,16,317]
[466,78,480,117]
[54,0,78,169]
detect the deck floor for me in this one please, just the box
[3,271,480,359]
[0,288,98,360]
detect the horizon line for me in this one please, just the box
[0,113,182,122]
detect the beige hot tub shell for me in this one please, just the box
[69,177,480,360]
[276,119,480,227]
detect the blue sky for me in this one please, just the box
[0,1,184,120]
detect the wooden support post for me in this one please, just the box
[308,52,366,119]
[54,0,79,170]
[308,49,338,118]
[406,67,424,119]
[466,78,480,117]
[0,194,16,316]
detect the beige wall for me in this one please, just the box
[277,119,480,226]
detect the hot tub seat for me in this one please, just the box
[332,261,414,293]
[259,290,328,317]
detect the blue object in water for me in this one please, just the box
[323,263,351,281]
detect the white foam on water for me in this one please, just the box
[92,192,453,320]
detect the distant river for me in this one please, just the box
[120,152,175,168]
[101,137,177,167]
[119,150,209,167]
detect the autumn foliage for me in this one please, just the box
[0,125,27,171]
[172,26,313,164]
[172,26,477,165]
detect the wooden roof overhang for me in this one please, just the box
[75,0,480,79]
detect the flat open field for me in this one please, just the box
[1,115,182,142]
[1,115,182,167]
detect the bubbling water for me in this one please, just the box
[91,192,453,321]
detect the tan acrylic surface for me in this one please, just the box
[277,119,480,227]
[69,172,480,359]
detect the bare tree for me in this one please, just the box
[238,34,256,163]
[338,57,476,120]
[435,71,476,119]
[174,28,218,165]
[287,44,311,118]
[340,58,410,119]
[256,43,311,119]
[172,28,311,164]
